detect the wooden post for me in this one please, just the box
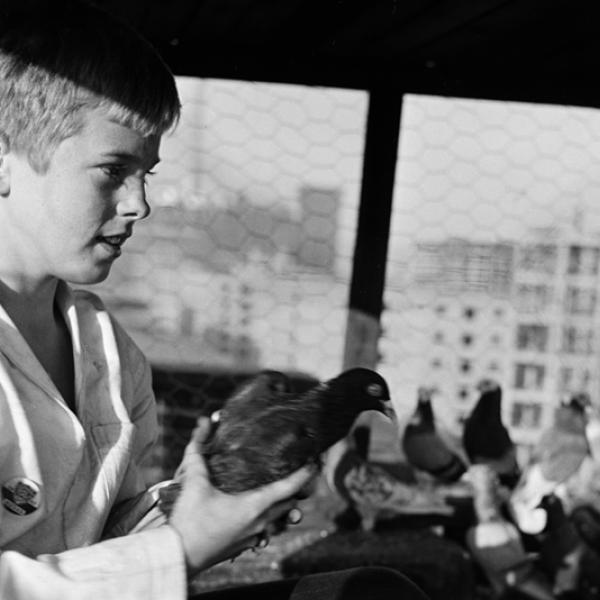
[343,87,403,370]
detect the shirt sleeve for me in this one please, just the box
[0,526,187,600]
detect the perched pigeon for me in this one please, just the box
[510,393,591,534]
[462,379,520,489]
[204,367,392,493]
[537,494,585,598]
[330,428,452,531]
[327,425,447,531]
[465,465,554,600]
[401,386,467,483]
[571,504,600,553]
[330,425,374,531]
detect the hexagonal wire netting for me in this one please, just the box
[380,94,600,453]
[82,78,600,479]
[84,78,368,481]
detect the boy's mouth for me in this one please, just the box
[98,234,129,248]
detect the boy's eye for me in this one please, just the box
[101,164,127,183]
[143,170,156,186]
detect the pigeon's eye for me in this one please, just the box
[367,383,383,397]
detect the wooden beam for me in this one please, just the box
[343,87,402,370]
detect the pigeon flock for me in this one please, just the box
[326,379,600,600]
[135,366,600,598]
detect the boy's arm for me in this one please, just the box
[101,339,168,538]
[0,526,186,600]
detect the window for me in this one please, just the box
[459,358,472,373]
[519,244,557,274]
[568,245,600,275]
[565,287,596,315]
[462,333,473,346]
[464,307,476,320]
[515,284,552,313]
[514,363,545,389]
[431,358,442,369]
[516,324,548,352]
[511,401,543,429]
[433,331,444,344]
[562,326,594,354]
[457,386,469,401]
[559,366,574,391]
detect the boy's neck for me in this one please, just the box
[0,277,60,331]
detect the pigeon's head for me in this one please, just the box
[417,386,435,405]
[334,368,393,418]
[538,493,561,512]
[568,391,591,414]
[476,378,501,394]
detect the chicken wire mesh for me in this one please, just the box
[80,79,600,479]
[380,94,600,451]
[83,78,368,481]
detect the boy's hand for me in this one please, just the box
[168,417,316,574]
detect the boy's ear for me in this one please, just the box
[0,132,10,196]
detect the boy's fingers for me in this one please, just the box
[252,464,318,508]
[177,417,212,478]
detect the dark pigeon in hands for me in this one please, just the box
[402,386,467,482]
[204,367,392,493]
[462,379,520,489]
[212,369,292,424]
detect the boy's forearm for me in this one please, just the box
[1,527,187,600]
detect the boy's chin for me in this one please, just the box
[65,266,112,286]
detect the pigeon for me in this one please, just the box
[571,504,600,553]
[327,425,448,531]
[465,465,554,600]
[204,367,392,493]
[510,393,591,534]
[537,493,585,598]
[209,369,292,424]
[131,369,391,533]
[330,424,374,531]
[462,379,520,489]
[401,386,467,483]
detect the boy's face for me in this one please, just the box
[1,107,160,285]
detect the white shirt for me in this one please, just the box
[0,283,186,599]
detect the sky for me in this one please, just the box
[155,78,600,261]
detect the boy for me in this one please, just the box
[0,1,313,598]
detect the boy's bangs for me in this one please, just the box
[99,94,179,138]
[0,1,181,138]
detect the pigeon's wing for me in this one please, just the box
[205,403,320,492]
[537,431,589,483]
[403,429,466,482]
[219,370,291,422]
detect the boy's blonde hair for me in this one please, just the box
[0,1,181,172]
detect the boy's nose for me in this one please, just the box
[117,184,151,220]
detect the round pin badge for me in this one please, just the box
[1,477,42,516]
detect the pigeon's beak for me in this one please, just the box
[379,399,395,420]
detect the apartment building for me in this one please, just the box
[403,226,600,446]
